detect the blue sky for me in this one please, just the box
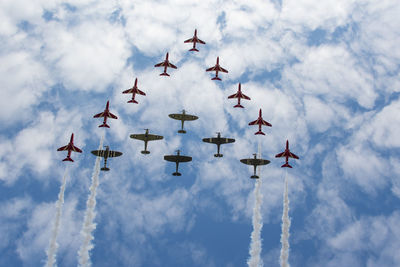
[1,0,400,266]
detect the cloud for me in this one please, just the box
[42,18,130,92]
[282,44,377,109]
[327,211,400,266]
[0,51,52,124]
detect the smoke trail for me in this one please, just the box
[78,135,104,267]
[280,170,290,267]
[247,142,264,267]
[45,166,69,267]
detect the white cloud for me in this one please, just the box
[282,44,377,109]
[0,51,52,124]
[42,19,130,92]
[280,0,357,31]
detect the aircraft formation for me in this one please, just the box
[57,29,299,177]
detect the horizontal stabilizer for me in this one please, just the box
[178,130,187,134]
[281,163,293,168]
[99,123,110,128]
[62,157,74,162]
[234,104,244,108]
[255,131,265,135]
[172,172,182,176]
[251,175,259,179]
[128,99,138,104]
[189,48,199,52]
[160,72,170,76]
[101,167,110,171]
[214,154,223,158]
[141,150,150,155]
[211,77,221,81]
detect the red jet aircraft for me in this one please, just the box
[93,100,118,128]
[57,133,82,162]
[275,140,299,168]
[228,83,251,108]
[206,57,228,81]
[154,53,177,76]
[248,108,272,135]
[184,29,206,52]
[122,78,146,104]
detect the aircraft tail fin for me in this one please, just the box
[178,130,187,134]
[281,163,293,168]
[255,131,265,135]
[172,172,182,176]
[141,150,150,155]
[160,72,170,76]
[101,167,110,171]
[251,175,259,179]
[214,154,223,158]
[128,99,139,104]
[62,157,74,162]
[234,104,244,108]
[189,48,199,52]
[211,77,221,81]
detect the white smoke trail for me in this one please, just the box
[77,135,104,267]
[280,170,291,267]
[247,142,264,267]
[45,166,69,267]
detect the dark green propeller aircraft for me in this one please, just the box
[202,132,235,157]
[130,129,163,154]
[168,110,198,134]
[164,150,192,176]
[240,153,270,179]
[91,146,122,171]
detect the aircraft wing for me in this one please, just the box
[72,145,82,153]
[130,134,146,141]
[93,112,105,118]
[203,137,235,144]
[91,150,105,157]
[147,134,164,141]
[107,150,123,158]
[123,88,146,95]
[167,62,177,69]
[169,113,198,121]
[220,138,235,144]
[136,89,146,95]
[197,39,206,44]
[219,66,228,73]
[248,119,258,125]
[240,158,270,166]
[261,119,272,127]
[241,93,250,100]
[275,151,285,158]
[164,155,192,163]
[184,37,195,43]
[228,92,239,99]
[122,88,134,94]
[107,112,118,119]
[154,61,166,67]
[57,145,69,151]
[206,65,217,72]
[289,152,299,159]
[130,134,163,141]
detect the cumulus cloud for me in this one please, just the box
[1,0,400,265]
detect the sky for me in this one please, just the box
[1,0,400,266]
